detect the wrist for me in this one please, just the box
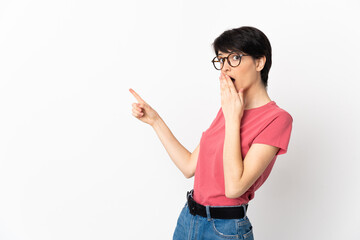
[151,114,162,128]
[225,118,241,128]
[225,123,241,133]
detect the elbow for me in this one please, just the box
[225,185,245,199]
[183,166,195,179]
[225,193,233,198]
[182,170,189,179]
[225,190,238,199]
[183,173,191,179]
[183,171,194,179]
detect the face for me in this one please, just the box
[217,50,265,91]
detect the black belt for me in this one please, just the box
[186,189,248,219]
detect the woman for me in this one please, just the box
[129,26,293,240]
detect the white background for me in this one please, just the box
[1,0,360,239]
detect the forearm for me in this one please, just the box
[223,120,244,198]
[151,116,192,178]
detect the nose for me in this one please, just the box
[221,58,231,73]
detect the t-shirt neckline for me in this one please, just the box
[244,100,276,112]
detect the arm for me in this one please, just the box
[152,116,199,179]
[223,120,279,198]
[186,143,200,179]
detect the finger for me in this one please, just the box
[221,73,230,94]
[132,103,143,112]
[132,109,144,117]
[129,88,145,103]
[136,102,145,109]
[219,73,224,88]
[224,74,238,95]
[219,72,224,81]
[219,74,224,86]
[133,107,144,113]
[132,103,142,109]
[132,112,144,118]
[219,74,226,93]
[238,88,245,104]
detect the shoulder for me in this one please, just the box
[270,104,293,123]
[257,105,293,131]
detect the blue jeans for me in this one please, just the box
[173,201,254,240]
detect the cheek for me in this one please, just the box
[235,66,251,81]
[241,60,255,73]
[236,61,256,79]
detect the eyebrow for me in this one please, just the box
[217,51,244,56]
[217,51,234,56]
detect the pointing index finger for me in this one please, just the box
[129,88,145,103]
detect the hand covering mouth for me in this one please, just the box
[229,76,235,82]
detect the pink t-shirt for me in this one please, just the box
[193,100,293,206]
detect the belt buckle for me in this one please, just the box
[187,189,193,199]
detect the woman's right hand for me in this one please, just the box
[129,88,160,126]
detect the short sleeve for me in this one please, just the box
[252,112,293,155]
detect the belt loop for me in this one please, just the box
[242,204,247,218]
[205,205,211,221]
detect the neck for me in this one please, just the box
[243,79,271,110]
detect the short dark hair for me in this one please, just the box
[212,26,272,88]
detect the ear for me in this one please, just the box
[256,56,266,72]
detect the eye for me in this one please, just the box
[232,55,240,60]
